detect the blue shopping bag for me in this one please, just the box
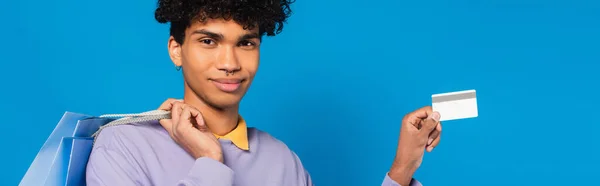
[44,137,93,186]
[64,137,94,186]
[20,110,170,186]
[41,118,113,186]
[19,112,92,186]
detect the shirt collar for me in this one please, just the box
[213,116,249,151]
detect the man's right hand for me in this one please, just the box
[389,106,442,185]
[157,98,223,162]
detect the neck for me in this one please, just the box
[183,86,239,136]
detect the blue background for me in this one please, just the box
[1,0,599,185]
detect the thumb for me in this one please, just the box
[420,112,440,134]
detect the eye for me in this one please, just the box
[238,40,257,49]
[198,38,215,45]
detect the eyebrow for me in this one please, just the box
[191,29,224,40]
[239,33,261,41]
[191,29,261,41]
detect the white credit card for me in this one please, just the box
[431,89,478,121]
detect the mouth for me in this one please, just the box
[210,78,244,93]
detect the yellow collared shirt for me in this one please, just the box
[213,116,249,150]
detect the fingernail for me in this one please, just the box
[428,138,433,145]
[430,112,440,122]
[427,146,434,152]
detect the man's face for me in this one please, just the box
[168,19,261,109]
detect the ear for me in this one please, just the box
[168,36,182,67]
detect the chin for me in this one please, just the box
[207,94,244,109]
[187,80,247,109]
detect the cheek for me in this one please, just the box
[181,47,216,89]
[183,46,215,70]
[241,51,260,76]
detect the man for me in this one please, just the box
[86,0,443,185]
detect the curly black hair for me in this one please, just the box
[154,0,294,44]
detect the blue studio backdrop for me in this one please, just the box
[1,0,599,185]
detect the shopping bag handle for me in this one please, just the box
[91,110,171,143]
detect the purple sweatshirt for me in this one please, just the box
[86,120,421,186]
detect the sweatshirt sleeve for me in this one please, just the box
[380,173,422,186]
[289,151,314,186]
[177,157,235,185]
[86,146,234,186]
[85,124,235,186]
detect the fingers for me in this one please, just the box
[427,123,442,152]
[427,135,441,152]
[427,125,440,145]
[404,106,434,129]
[158,98,183,137]
[177,104,208,130]
[406,116,423,131]
[193,110,207,131]
[189,108,209,132]
[162,101,205,140]
[179,105,192,127]
[171,102,184,125]
[165,101,185,139]
[158,98,182,110]
[411,106,434,120]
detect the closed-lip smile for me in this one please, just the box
[210,78,244,93]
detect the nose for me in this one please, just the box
[216,46,241,74]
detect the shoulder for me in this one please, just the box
[248,128,312,183]
[249,127,293,151]
[92,120,171,151]
[248,127,304,161]
[86,120,176,184]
